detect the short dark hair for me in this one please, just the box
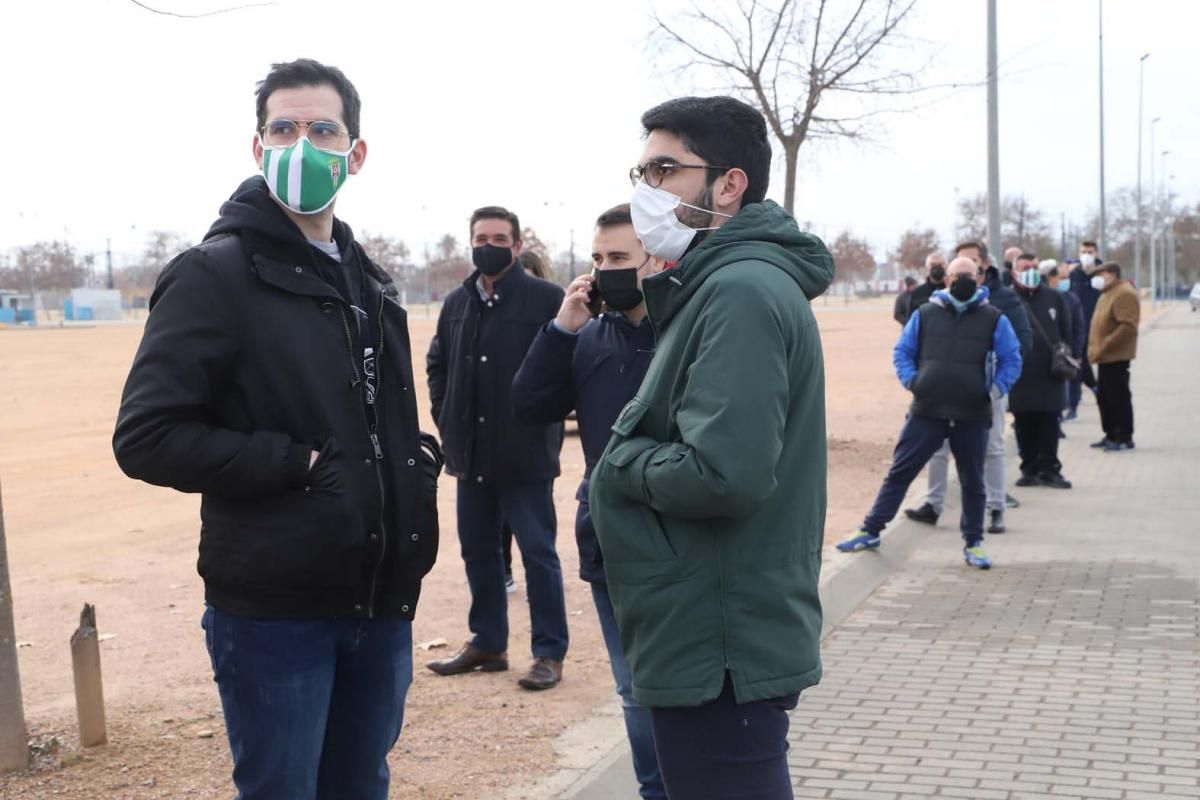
[1081,240,1098,249]
[641,96,772,205]
[904,276,918,288]
[954,240,989,261]
[469,206,521,242]
[1099,262,1122,278]
[256,59,362,140]
[518,250,548,280]
[595,203,632,229]
[1018,252,1038,262]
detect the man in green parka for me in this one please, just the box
[588,96,835,800]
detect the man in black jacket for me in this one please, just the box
[426,207,569,691]
[893,276,918,325]
[511,203,664,798]
[113,60,440,799]
[1010,253,1073,489]
[1066,241,1103,419]
[903,253,947,321]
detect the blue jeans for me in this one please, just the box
[863,415,989,545]
[590,582,666,799]
[201,606,412,800]
[456,479,568,659]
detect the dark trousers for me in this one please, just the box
[650,675,799,800]
[1097,360,1134,444]
[1069,360,1097,412]
[456,479,568,659]
[591,582,665,799]
[1013,411,1064,478]
[502,522,515,576]
[863,414,989,545]
[201,606,412,800]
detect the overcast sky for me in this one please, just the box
[2,0,1196,267]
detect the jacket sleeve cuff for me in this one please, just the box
[548,319,583,338]
[284,441,313,488]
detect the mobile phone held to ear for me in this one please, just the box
[586,273,603,316]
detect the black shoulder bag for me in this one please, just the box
[1025,297,1080,381]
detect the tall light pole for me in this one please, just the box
[986,0,1002,267]
[1160,150,1171,300]
[1097,0,1107,258]
[1135,53,1150,289]
[1149,117,1161,305]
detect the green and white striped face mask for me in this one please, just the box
[260,136,352,215]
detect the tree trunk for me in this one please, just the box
[783,144,800,217]
[0,477,29,772]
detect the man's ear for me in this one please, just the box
[713,168,749,213]
[348,138,368,175]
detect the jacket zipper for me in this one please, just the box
[338,294,389,619]
[365,290,389,617]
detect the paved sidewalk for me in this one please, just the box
[790,304,1200,799]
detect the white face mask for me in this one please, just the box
[1079,253,1096,268]
[630,181,732,262]
[1091,275,1107,291]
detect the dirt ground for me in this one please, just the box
[0,298,907,799]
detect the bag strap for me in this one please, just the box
[1021,295,1057,350]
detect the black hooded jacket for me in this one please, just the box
[113,176,441,621]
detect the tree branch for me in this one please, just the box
[128,0,274,17]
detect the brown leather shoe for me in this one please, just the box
[517,657,563,691]
[426,642,508,676]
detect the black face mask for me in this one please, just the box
[949,275,977,302]
[472,244,513,276]
[929,266,946,283]
[594,267,643,312]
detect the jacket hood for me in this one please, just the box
[203,176,364,270]
[932,284,991,314]
[643,200,834,327]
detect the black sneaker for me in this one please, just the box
[904,503,939,526]
[987,509,1006,533]
[1015,474,1041,487]
[1039,473,1072,489]
[1103,440,1136,452]
[1090,437,1112,449]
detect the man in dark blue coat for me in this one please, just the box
[426,206,569,691]
[1066,241,1103,418]
[511,204,664,798]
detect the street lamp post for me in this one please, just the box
[1149,117,1160,306]
[1135,53,1149,289]
[986,0,1002,268]
[1097,0,1107,258]
[1160,151,1171,300]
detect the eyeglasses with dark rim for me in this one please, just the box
[629,159,730,188]
[260,118,351,150]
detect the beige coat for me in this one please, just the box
[1088,280,1140,364]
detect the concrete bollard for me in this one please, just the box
[70,604,107,748]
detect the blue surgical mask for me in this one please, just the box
[1056,281,1070,293]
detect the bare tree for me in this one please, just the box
[117,231,192,291]
[956,194,1056,259]
[652,0,919,213]
[830,230,876,282]
[0,477,29,772]
[360,233,412,287]
[888,227,941,274]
